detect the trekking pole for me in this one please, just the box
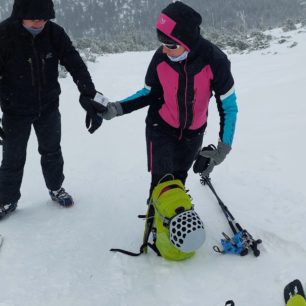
[201,176,238,234]
[200,175,262,257]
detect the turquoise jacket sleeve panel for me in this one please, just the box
[219,86,238,146]
[119,86,151,103]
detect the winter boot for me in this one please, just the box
[0,202,18,220]
[49,187,74,207]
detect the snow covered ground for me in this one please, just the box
[0,26,306,306]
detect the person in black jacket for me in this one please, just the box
[0,0,107,219]
[92,1,238,199]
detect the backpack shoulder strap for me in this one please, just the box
[110,242,160,257]
[142,203,155,251]
[110,203,161,257]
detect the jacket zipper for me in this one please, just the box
[27,58,35,86]
[31,39,42,115]
[41,58,46,86]
[190,88,197,127]
[179,59,189,140]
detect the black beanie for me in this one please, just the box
[156,1,202,50]
[11,0,55,20]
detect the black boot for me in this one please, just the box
[0,202,18,220]
[49,187,74,207]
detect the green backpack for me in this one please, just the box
[111,177,206,261]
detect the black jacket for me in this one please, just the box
[0,19,95,116]
[120,37,237,143]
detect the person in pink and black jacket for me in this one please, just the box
[97,1,238,196]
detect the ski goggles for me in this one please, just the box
[161,43,181,50]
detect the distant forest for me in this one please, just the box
[1,0,305,52]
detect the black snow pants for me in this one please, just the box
[0,109,64,204]
[146,122,204,197]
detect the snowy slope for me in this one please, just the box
[0,27,306,306]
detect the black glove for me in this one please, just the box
[0,120,5,145]
[193,142,231,177]
[80,91,109,113]
[79,91,109,134]
[85,113,103,134]
[193,144,216,175]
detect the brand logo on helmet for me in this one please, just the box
[160,18,166,25]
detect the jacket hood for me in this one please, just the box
[11,0,55,20]
[156,1,202,51]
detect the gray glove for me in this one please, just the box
[199,141,231,177]
[102,102,123,120]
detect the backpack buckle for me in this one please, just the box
[163,217,170,227]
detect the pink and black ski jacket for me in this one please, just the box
[119,37,238,146]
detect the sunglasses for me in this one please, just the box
[162,43,180,50]
[30,19,47,22]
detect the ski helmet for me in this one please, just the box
[169,210,205,252]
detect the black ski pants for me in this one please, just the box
[146,123,204,197]
[0,109,64,204]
